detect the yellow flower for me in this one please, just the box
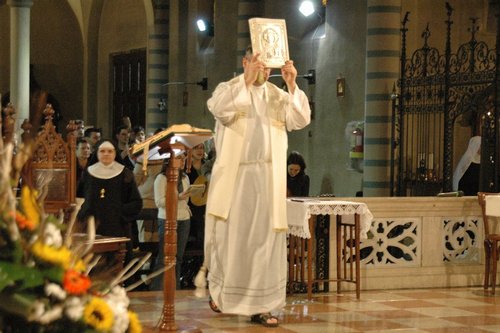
[20,186,40,229]
[128,310,142,333]
[73,259,86,272]
[31,241,72,269]
[83,297,114,331]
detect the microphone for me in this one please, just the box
[437,191,464,197]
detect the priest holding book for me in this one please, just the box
[204,44,311,327]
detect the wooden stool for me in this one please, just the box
[307,213,361,299]
[335,214,361,299]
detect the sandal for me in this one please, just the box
[208,296,221,313]
[250,313,279,327]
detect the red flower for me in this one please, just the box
[9,211,36,230]
[63,269,91,295]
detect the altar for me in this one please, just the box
[288,196,484,293]
[287,198,373,299]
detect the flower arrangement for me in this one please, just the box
[0,105,147,333]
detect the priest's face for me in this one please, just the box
[98,146,116,166]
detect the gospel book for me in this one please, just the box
[249,17,289,68]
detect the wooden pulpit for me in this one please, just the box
[131,124,212,333]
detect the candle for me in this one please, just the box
[428,153,434,170]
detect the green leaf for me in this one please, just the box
[0,261,44,291]
[11,240,24,263]
[0,267,12,292]
[42,266,64,283]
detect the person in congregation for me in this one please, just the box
[452,135,481,195]
[75,138,91,184]
[151,153,192,290]
[76,139,142,263]
[75,120,85,138]
[286,151,310,197]
[114,124,131,159]
[84,127,102,152]
[204,46,311,327]
[113,124,135,170]
[185,143,208,259]
[133,155,163,244]
[131,125,146,145]
[201,141,216,180]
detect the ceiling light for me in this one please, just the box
[196,19,207,32]
[299,1,315,17]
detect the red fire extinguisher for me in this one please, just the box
[349,123,364,158]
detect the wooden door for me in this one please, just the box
[111,49,146,131]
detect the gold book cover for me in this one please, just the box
[249,17,289,68]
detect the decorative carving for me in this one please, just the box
[28,104,76,213]
[2,103,16,144]
[443,217,480,263]
[360,218,420,266]
[315,215,330,292]
[357,216,480,266]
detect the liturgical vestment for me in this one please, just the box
[205,74,311,316]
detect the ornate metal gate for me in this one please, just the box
[394,3,498,196]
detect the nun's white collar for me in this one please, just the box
[87,161,125,179]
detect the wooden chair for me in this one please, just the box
[478,192,500,294]
[26,104,77,215]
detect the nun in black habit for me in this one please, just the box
[76,140,142,240]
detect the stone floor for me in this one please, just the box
[129,287,500,332]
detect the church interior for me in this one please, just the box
[1,0,500,332]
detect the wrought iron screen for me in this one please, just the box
[394,4,497,196]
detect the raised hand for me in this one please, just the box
[244,53,266,87]
[281,60,297,93]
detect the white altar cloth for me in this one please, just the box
[287,198,373,239]
[486,195,500,217]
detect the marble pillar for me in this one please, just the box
[7,0,33,132]
[363,0,401,196]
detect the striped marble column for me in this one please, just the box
[145,0,169,132]
[363,0,401,197]
[235,0,262,73]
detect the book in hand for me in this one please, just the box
[248,17,289,68]
[181,184,206,197]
